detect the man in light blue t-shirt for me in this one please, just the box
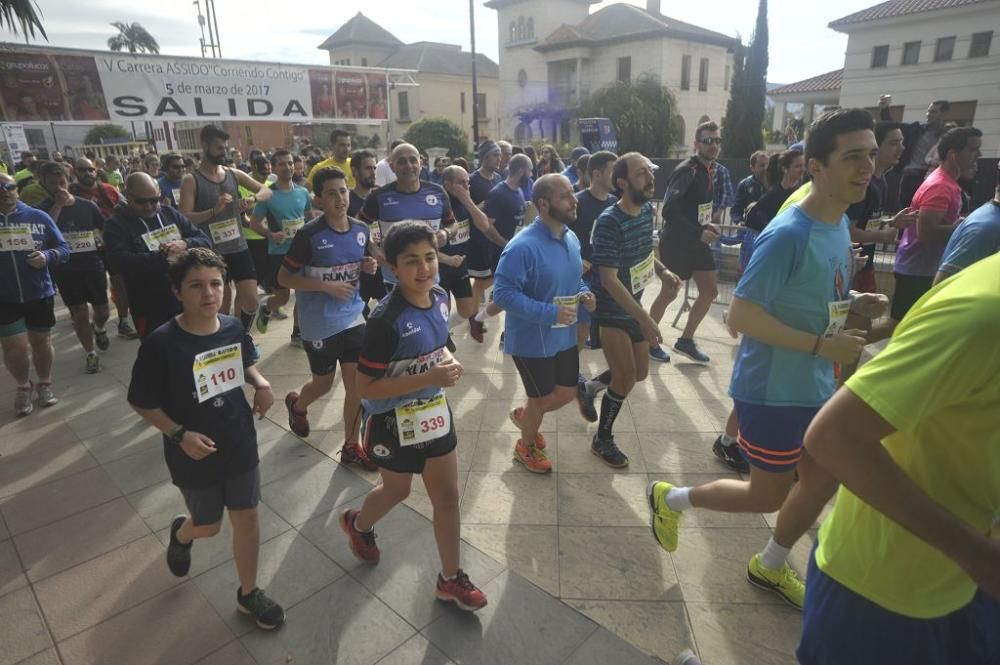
[934,170,1000,285]
[249,150,311,337]
[647,109,891,610]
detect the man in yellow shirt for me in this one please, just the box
[306,129,355,191]
[797,251,1000,664]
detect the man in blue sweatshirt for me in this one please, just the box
[0,172,70,416]
[493,174,596,474]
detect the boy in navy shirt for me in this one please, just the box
[342,222,487,612]
[279,166,378,471]
[128,248,285,630]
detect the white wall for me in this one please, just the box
[390,73,500,149]
[837,3,1000,156]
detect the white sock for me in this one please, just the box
[87,350,97,357]
[93,324,105,333]
[665,487,692,512]
[441,571,457,581]
[474,308,488,323]
[720,433,738,446]
[760,536,790,571]
[584,379,608,395]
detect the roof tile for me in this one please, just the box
[829,0,995,29]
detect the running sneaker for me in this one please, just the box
[14,384,33,417]
[236,587,286,630]
[166,514,192,577]
[746,553,806,610]
[255,302,271,334]
[673,338,710,363]
[85,353,101,374]
[340,441,377,472]
[435,569,488,612]
[508,407,546,449]
[271,307,289,320]
[289,332,303,348]
[712,435,749,473]
[576,381,598,423]
[469,317,485,343]
[646,481,682,552]
[285,392,309,437]
[591,434,629,468]
[672,650,703,665]
[117,318,138,339]
[340,509,380,563]
[36,383,57,408]
[94,325,110,351]
[513,439,552,474]
[649,345,671,363]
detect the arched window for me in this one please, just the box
[517,16,525,42]
[509,21,516,43]
[527,17,534,40]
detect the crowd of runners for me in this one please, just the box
[1,97,997,664]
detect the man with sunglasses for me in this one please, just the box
[104,172,211,338]
[157,153,186,209]
[0,172,69,415]
[70,157,139,340]
[658,120,724,364]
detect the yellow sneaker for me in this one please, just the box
[646,481,682,552]
[746,553,806,610]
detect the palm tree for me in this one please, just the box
[0,0,47,40]
[107,21,160,54]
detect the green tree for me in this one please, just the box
[403,117,468,160]
[0,0,46,40]
[367,133,382,150]
[722,0,769,157]
[83,124,131,146]
[575,75,683,157]
[107,21,160,54]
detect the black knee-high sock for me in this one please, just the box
[593,369,612,386]
[239,308,255,331]
[597,388,625,441]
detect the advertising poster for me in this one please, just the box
[334,70,367,120]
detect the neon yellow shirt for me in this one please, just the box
[306,156,354,191]
[239,183,267,240]
[817,251,1000,619]
[777,181,810,214]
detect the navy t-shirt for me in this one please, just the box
[127,315,259,490]
[572,190,618,263]
[38,196,105,272]
[845,175,888,269]
[469,170,503,206]
[483,182,525,240]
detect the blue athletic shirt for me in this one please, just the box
[483,182,525,240]
[252,184,312,255]
[469,170,503,206]
[589,201,655,321]
[493,219,588,358]
[0,201,69,304]
[573,190,618,263]
[358,181,455,284]
[938,200,1000,277]
[357,286,452,414]
[730,205,855,407]
[281,216,368,341]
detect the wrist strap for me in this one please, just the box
[811,335,823,356]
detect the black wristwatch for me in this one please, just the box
[167,426,186,445]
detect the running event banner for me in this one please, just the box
[0,44,391,124]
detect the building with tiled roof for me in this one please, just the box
[485,0,739,151]
[317,13,500,144]
[769,0,999,154]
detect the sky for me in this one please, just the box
[12,0,879,84]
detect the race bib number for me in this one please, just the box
[66,230,97,254]
[395,393,450,446]
[209,218,241,245]
[305,261,361,283]
[282,218,304,238]
[697,202,713,225]
[552,294,579,328]
[369,222,382,245]
[452,220,470,245]
[0,225,35,252]
[824,300,851,338]
[171,189,181,206]
[141,224,181,251]
[192,343,245,403]
[629,252,656,294]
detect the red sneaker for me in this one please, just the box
[340,509,380,564]
[285,392,310,437]
[469,317,485,343]
[508,407,546,449]
[340,441,377,472]
[435,569,487,611]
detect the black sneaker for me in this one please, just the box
[94,325,110,351]
[712,436,749,473]
[576,381,598,423]
[673,338,710,363]
[591,435,629,468]
[166,514,192,577]
[237,587,286,630]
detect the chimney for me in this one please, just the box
[647,0,661,14]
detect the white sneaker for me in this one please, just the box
[14,384,33,416]
[36,382,57,407]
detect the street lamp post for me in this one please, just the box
[469,0,480,149]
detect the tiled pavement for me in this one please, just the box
[0,293,814,665]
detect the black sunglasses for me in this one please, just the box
[699,137,723,146]
[133,196,160,205]
[1,183,18,192]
